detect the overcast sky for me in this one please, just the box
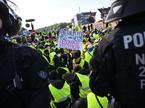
[12,0,111,29]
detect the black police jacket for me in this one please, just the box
[90,17,145,108]
[0,40,49,108]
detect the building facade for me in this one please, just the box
[72,12,96,27]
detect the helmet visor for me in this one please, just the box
[6,0,20,19]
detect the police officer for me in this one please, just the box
[90,0,145,108]
[0,0,50,108]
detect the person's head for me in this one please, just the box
[56,67,66,79]
[16,36,22,44]
[44,49,49,56]
[73,64,81,73]
[56,48,64,57]
[62,73,75,84]
[71,98,87,108]
[0,0,22,37]
[56,49,62,58]
[48,70,58,80]
[87,44,94,52]
[72,50,81,59]
[105,0,145,23]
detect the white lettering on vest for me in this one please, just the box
[123,35,132,49]
[139,66,145,77]
[141,79,145,89]
[135,54,145,65]
[123,32,145,49]
[135,53,145,89]
[133,33,144,48]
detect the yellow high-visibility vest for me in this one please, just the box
[85,50,94,63]
[87,92,108,108]
[76,73,91,98]
[61,67,70,73]
[49,81,71,103]
[49,51,56,65]
[93,33,100,40]
[80,59,85,68]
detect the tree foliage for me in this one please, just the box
[37,22,71,32]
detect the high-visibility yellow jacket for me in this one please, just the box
[49,81,71,103]
[60,67,70,73]
[76,73,91,98]
[87,92,108,108]
[49,51,56,65]
[85,50,94,63]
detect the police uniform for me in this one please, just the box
[0,0,51,107]
[90,0,145,108]
[0,39,50,108]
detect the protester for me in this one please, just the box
[72,92,108,108]
[90,0,145,108]
[63,68,91,104]
[48,69,71,108]
[84,44,94,64]
[72,50,90,72]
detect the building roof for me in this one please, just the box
[98,7,110,14]
[76,12,96,17]
[76,12,96,24]
[98,7,110,20]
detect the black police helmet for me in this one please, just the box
[0,0,22,36]
[105,0,145,23]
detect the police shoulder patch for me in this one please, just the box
[38,71,48,79]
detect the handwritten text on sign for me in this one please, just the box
[58,29,83,50]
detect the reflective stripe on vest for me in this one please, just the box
[61,67,70,73]
[76,73,91,98]
[42,55,49,63]
[28,45,36,49]
[49,81,71,103]
[87,92,108,108]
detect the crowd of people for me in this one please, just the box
[1,0,145,108]
[10,21,111,108]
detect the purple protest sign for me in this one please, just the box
[58,29,83,50]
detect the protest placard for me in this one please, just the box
[58,29,83,50]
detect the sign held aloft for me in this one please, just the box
[58,29,83,50]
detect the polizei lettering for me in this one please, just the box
[123,32,145,49]
[135,53,145,89]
